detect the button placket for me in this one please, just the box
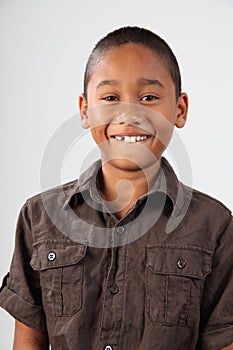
[100,244,126,349]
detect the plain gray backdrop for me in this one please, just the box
[1,0,233,347]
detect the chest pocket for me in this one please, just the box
[30,240,87,317]
[146,244,212,327]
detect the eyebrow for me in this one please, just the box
[96,80,119,89]
[95,78,165,89]
[138,78,164,89]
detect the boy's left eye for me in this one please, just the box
[140,95,158,102]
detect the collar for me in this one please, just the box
[63,157,184,212]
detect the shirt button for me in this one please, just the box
[116,226,125,234]
[177,258,186,269]
[110,284,119,295]
[48,252,56,261]
[104,346,113,350]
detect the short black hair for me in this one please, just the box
[83,26,182,101]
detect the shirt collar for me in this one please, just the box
[63,160,102,209]
[150,157,182,210]
[63,157,183,212]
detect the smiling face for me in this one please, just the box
[79,43,188,171]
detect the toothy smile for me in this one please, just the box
[112,135,150,143]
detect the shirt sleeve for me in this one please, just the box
[0,203,47,332]
[197,216,233,350]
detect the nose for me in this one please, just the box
[113,105,145,126]
[115,113,142,126]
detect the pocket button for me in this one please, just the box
[177,258,186,269]
[47,252,56,261]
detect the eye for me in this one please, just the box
[102,95,119,101]
[140,95,158,102]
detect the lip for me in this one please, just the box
[110,132,151,137]
[106,125,156,143]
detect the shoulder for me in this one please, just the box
[23,179,80,241]
[190,185,231,213]
[26,179,78,210]
[161,157,232,227]
[25,160,101,212]
[181,182,232,232]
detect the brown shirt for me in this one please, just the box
[0,158,233,350]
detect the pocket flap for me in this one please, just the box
[146,244,212,278]
[30,240,87,271]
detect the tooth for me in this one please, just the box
[115,135,149,142]
[124,136,131,142]
[130,136,136,143]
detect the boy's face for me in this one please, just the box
[79,43,188,171]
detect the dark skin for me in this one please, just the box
[13,321,49,349]
[13,44,233,349]
[79,43,188,218]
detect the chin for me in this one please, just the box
[102,155,160,173]
[99,142,163,172]
[108,158,143,171]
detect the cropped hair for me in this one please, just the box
[83,26,182,100]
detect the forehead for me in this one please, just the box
[89,43,172,83]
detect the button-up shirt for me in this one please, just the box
[0,158,233,350]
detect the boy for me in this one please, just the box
[0,26,232,350]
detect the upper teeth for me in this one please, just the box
[114,135,148,142]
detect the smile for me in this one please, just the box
[112,135,150,143]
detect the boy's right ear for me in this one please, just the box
[78,94,90,129]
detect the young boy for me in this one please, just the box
[0,26,232,350]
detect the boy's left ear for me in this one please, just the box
[79,94,90,129]
[175,92,188,128]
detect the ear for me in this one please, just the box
[78,94,90,129]
[175,92,188,129]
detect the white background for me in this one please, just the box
[1,0,233,347]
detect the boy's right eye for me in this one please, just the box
[102,96,118,101]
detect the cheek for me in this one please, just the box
[90,125,107,145]
[152,138,167,158]
[150,113,175,147]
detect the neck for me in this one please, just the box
[100,159,161,218]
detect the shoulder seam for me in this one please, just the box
[26,179,79,203]
[182,183,232,214]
